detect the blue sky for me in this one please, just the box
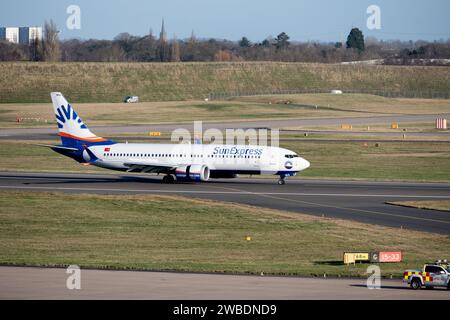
[1,0,449,42]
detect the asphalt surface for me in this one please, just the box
[1,266,449,299]
[2,113,450,140]
[1,171,449,234]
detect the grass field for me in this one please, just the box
[1,93,450,128]
[284,140,450,181]
[234,94,450,115]
[0,191,448,277]
[0,99,355,128]
[1,62,450,103]
[388,200,450,212]
[0,139,449,182]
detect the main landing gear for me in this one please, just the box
[277,175,286,185]
[162,174,176,184]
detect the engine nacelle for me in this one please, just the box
[175,164,210,182]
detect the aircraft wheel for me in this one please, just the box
[162,174,176,184]
[278,179,286,185]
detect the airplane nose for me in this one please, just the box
[300,158,310,170]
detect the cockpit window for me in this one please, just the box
[285,154,299,158]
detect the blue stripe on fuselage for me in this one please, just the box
[60,136,116,149]
[276,171,298,177]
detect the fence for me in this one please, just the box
[208,88,450,101]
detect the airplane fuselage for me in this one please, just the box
[86,143,310,177]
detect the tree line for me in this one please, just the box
[1,21,450,64]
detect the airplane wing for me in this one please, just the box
[123,159,178,173]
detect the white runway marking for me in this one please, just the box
[0,184,450,199]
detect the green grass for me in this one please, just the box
[0,141,106,173]
[0,99,360,128]
[1,62,450,103]
[285,140,450,182]
[387,200,450,212]
[235,93,450,115]
[1,93,449,128]
[192,103,232,111]
[0,139,449,182]
[0,191,448,277]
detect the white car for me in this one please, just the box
[124,96,139,103]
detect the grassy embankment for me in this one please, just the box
[1,62,450,103]
[0,191,448,277]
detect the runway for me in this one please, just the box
[1,171,449,234]
[0,266,448,299]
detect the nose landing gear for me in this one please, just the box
[277,175,286,185]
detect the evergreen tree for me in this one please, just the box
[275,32,290,49]
[346,28,365,52]
[238,37,251,47]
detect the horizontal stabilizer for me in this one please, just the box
[34,144,79,151]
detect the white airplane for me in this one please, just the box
[41,92,310,184]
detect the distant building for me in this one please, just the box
[19,27,42,45]
[0,26,42,44]
[159,19,167,42]
[3,27,19,43]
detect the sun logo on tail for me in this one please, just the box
[55,104,87,129]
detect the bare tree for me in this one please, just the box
[214,50,232,61]
[29,38,42,61]
[42,20,61,61]
[170,38,180,62]
[0,41,26,61]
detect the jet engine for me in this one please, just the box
[175,164,210,182]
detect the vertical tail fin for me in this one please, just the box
[50,92,113,148]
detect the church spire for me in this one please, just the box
[160,18,167,42]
